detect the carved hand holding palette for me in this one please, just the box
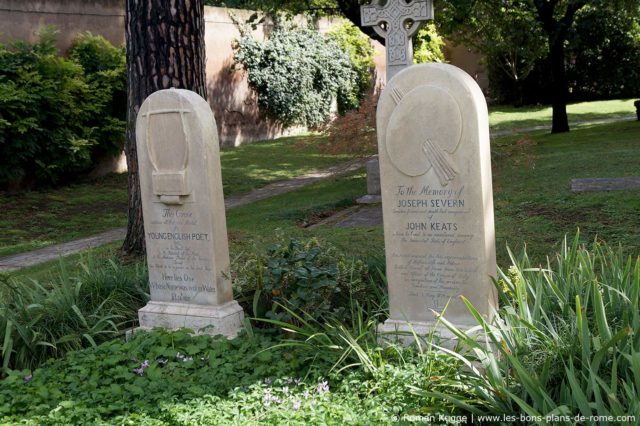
[385,85,462,185]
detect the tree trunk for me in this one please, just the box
[122,0,207,257]
[548,34,570,133]
[533,0,588,134]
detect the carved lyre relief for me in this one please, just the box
[142,96,192,205]
[385,84,463,186]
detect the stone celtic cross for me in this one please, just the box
[361,0,434,82]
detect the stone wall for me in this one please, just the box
[0,0,125,52]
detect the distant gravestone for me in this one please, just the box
[136,89,244,338]
[377,63,497,343]
[571,177,640,192]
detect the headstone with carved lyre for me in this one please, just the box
[135,88,244,338]
[357,0,434,204]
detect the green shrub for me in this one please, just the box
[416,234,640,419]
[234,237,372,324]
[326,21,375,104]
[413,23,445,64]
[234,20,359,127]
[0,256,148,372]
[68,32,127,160]
[0,28,125,188]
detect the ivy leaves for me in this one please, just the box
[234,22,359,128]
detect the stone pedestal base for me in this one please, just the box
[378,319,477,350]
[357,156,382,204]
[356,194,382,204]
[138,300,244,339]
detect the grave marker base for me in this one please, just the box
[138,300,244,338]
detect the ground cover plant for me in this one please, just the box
[2,235,639,424]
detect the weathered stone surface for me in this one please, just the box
[136,88,243,338]
[376,63,497,343]
[366,156,381,195]
[570,177,640,193]
[334,205,382,228]
[357,156,382,204]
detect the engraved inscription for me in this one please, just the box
[377,64,496,336]
[146,207,217,303]
[389,183,480,312]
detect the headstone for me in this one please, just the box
[358,0,434,204]
[135,88,244,338]
[571,176,640,192]
[377,63,497,343]
[357,156,382,203]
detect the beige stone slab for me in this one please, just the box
[135,88,243,337]
[376,63,497,338]
[570,177,640,192]
[138,300,244,338]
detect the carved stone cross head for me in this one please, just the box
[361,0,434,82]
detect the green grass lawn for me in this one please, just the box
[0,174,129,257]
[492,120,640,264]
[218,119,640,267]
[489,98,636,131]
[8,171,382,279]
[220,134,351,196]
[0,136,350,257]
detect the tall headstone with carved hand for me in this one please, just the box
[376,63,497,344]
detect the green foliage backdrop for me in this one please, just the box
[326,21,375,105]
[439,0,640,104]
[234,21,359,128]
[0,29,126,188]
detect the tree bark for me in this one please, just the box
[548,34,570,133]
[533,0,587,134]
[122,0,207,257]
